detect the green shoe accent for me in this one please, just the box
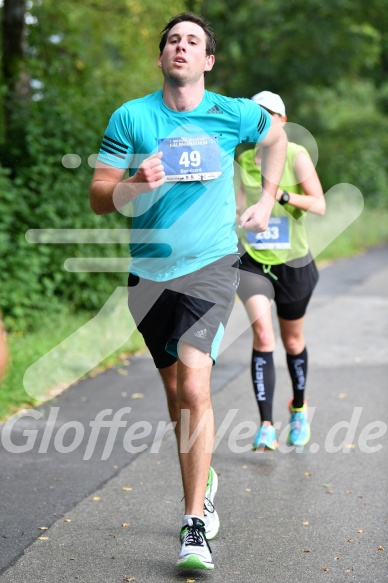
[204,466,220,540]
[176,555,214,570]
[206,466,216,496]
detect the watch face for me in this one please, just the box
[281,191,289,204]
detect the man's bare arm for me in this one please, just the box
[89,152,165,215]
[238,120,287,232]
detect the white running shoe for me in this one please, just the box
[204,466,220,540]
[176,517,214,570]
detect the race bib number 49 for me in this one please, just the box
[246,216,291,249]
[158,136,222,181]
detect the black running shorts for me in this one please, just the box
[237,243,319,320]
[127,254,240,368]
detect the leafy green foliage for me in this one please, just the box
[202,0,388,200]
[0,0,183,330]
[299,81,388,204]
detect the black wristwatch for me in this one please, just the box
[279,190,290,205]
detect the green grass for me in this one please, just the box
[309,198,388,264]
[1,205,387,422]
[0,301,145,422]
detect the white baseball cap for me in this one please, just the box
[251,91,286,116]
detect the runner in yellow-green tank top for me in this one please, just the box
[238,141,309,265]
[235,91,326,452]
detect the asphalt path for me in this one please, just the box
[0,245,387,582]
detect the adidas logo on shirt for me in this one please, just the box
[206,105,223,114]
[194,328,207,339]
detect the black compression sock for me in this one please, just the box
[251,350,275,424]
[287,347,308,409]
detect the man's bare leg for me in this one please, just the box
[158,362,179,424]
[159,342,213,517]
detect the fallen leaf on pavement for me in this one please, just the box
[38,527,48,531]
[378,546,384,551]
[304,472,312,477]
[346,539,354,543]
[117,369,129,376]
[302,521,309,526]
[326,490,334,494]
[123,578,136,582]
[322,567,329,571]
[344,569,353,573]
[301,548,311,553]
[38,536,48,541]
[357,529,365,533]
[122,487,133,491]
[339,393,348,399]
[131,393,144,399]
[92,497,101,501]
[64,519,72,523]
[122,523,130,527]
[334,557,340,561]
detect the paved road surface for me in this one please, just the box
[0,245,387,582]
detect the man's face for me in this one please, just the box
[158,21,215,86]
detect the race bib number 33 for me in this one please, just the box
[158,136,222,181]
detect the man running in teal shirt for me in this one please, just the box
[90,12,287,571]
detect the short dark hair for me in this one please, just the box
[159,12,216,56]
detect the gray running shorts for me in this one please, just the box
[127,254,239,368]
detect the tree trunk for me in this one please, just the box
[1,0,30,168]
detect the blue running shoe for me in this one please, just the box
[252,421,278,451]
[287,399,311,446]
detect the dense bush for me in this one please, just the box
[297,81,388,204]
[0,104,130,330]
[0,58,129,330]
[0,0,183,330]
